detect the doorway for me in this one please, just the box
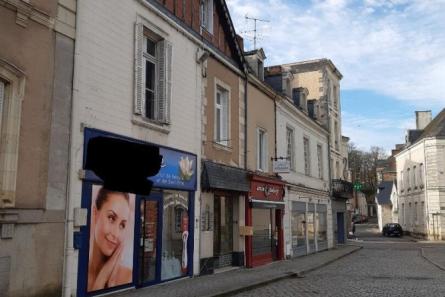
[337,212,345,244]
[213,195,234,268]
[138,194,162,286]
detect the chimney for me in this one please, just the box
[416,110,432,130]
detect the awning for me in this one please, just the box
[201,161,249,192]
[250,199,285,209]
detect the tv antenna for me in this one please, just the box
[245,15,270,50]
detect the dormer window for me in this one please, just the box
[200,0,214,33]
[257,60,264,80]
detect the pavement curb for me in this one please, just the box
[206,245,363,297]
[420,247,445,271]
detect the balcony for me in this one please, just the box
[332,179,353,199]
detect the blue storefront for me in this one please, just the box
[76,128,197,296]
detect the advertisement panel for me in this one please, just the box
[149,148,197,191]
[87,185,135,292]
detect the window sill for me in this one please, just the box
[132,117,170,134]
[212,141,232,152]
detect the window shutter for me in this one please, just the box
[165,41,173,123]
[264,133,268,171]
[134,22,144,115]
[157,39,172,123]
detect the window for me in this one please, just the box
[0,60,25,208]
[303,137,310,176]
[135,22,172,124]
[286,127,295,171]
[414,202,418,225]
[215,85,229,146]
[333,85,338,108]
[200,0,214,33]
[419,163,424,188]
[334,121,339,151]
[413,166,417,189]
[257,128,268,171]
[317,144,323,179]
[407,168,411,191]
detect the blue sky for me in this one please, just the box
[226,0,445,153]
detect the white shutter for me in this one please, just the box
[264,132,268,171]
[165,41,172,123]
[157,39,171,122]
[134,23,144,115]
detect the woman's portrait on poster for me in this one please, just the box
[87,186,135,292]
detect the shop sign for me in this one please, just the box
[250,181,283,202]
[272,159,290,173]
[149,148,197,191]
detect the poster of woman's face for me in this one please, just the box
[87,185,135,292]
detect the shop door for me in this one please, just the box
[337,212,345,244]
[214,196,234,268]
[252,208,276,266]
[137,194,162,286]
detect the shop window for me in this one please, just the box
[162,190,189,280]
[316,205,327,251]
[135,20,172,124]
[174,206,186,233]
[0,61,25,208]
[291,202,306,256]
[252,208,275,256]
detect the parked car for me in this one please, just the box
[382,223,403,237]
[352,214,368,224]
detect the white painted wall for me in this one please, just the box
[276,98,333,256]
[396,138,445,239]
[276,100,330,191]
[65,1,203,295]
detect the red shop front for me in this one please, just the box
[245,175,285,268]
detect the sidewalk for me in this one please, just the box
[116,245,362,297]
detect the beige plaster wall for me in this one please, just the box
[246,83,275,173]
[0,6,56,209]
[203,57,240,166]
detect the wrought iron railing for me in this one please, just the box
[332,179,353,199]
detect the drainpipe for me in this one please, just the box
[62,1,80,296]
[274,97,277,159]
[244,76,248,170]
[423,138,431,239]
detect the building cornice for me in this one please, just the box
[286,182,330,197]
[1,0,54,28]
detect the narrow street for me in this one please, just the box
[233,223,445,297]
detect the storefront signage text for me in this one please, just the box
[149,148,197,191]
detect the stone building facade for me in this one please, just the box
[0,1,76,296]
[396,110,445,240]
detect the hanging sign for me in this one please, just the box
[272,159,290,173]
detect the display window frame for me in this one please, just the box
[76,128,196,297]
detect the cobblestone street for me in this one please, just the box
[234,223,445,297]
